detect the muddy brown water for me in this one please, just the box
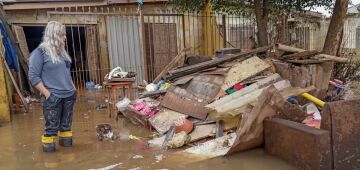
[0,91,296,170]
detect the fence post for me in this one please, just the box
[138,8,149,82]
[222,14,227,48]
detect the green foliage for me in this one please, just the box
[169,0,334,15]
[168,0,207,13]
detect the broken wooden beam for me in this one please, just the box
[314,54,349,63]
[286,59,327,64]
[215,48,241,58]
[280,50,319,60]
[276,43,349,63]
[275,43,305,53]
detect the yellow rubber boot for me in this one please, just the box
[58,131,73,147]
[41,136,56,152]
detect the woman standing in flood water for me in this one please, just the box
[29,21,77,152]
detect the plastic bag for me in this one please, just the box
[145,83,157,92]
[116,97,131,112]
[85,81,95,90]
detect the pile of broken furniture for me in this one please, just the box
[118,44,359,170]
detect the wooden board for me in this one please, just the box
[86,25,101,83]
[206,73,281,110]
[226,86,280,154]
[12,25,30,64]
[189,124,216,142]
[1,57,28,112]
[152,48,189,83]
[208,80,291,120]
[221,56,270,91]
[165,45,273,80]
[280,50,319,60]
[145,23,178,82]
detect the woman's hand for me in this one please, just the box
[35,82,51,99]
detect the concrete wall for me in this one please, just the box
[343,16,360,49]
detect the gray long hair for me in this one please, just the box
[39,21,71,64]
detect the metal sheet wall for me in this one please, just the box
[106,15,144,85]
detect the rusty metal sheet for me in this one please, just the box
[172,76,195,86]
[160,91,208,120]
[186,75,224,103]
[172,87,204,103]
[321,100,360,170]
[265,118,331,170]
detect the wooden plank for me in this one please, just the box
[221,56,270,91]
[280,50,319,60]
[189,124,216,142]
[208,80,291,120]
[226,85,280,154]
[152,48,189,83]
[140,17,149,82]
[85,25,101,83]
[1,57,28,112]
[11,25,30,64]
[165,45,273,80]
[286,59,327,64]
[314,54,349,63]
[280,86,316,98]
[276,44,348,63]
[145,23,178,82]
[206,73,282,110]
[276,43,305,53]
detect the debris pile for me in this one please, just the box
[115,44,350,159]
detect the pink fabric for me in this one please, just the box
[134,102,146,111]
[133,101,158,117]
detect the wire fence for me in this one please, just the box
[35,6,322,100]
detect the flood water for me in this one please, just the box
[0,90,296,170]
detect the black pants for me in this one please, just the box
[41,92,77,137]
